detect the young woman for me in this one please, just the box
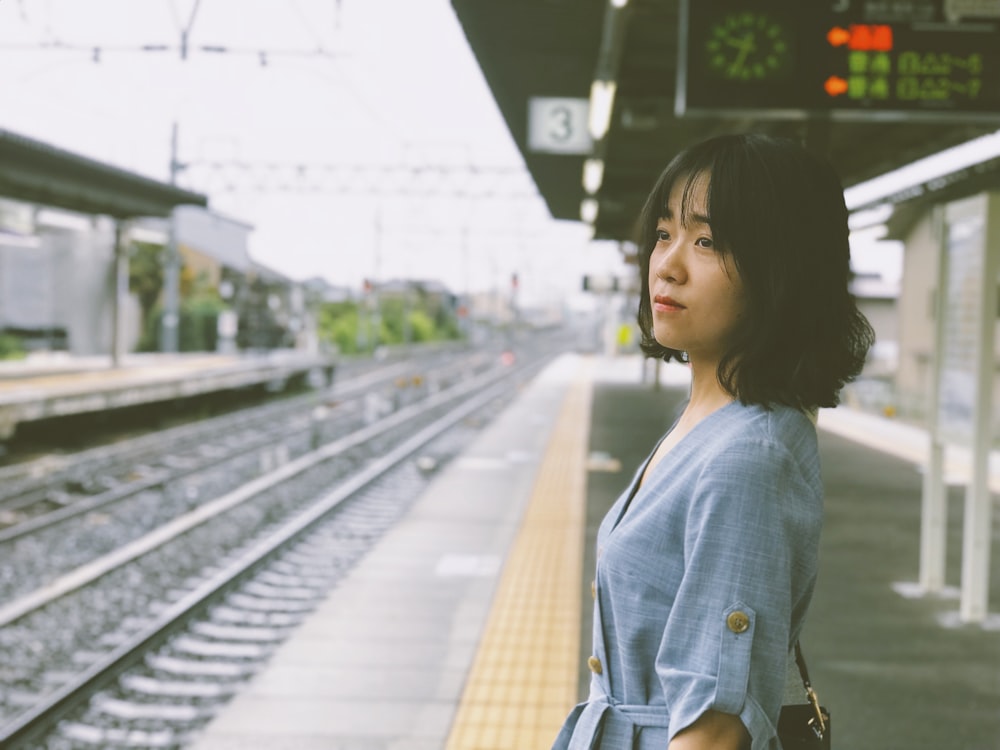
[553,133,874,750]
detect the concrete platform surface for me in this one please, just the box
[187,353,1000,750]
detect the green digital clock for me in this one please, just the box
[705,12,791,81]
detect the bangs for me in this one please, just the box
[641,145,736,256]
[672,172,713,229]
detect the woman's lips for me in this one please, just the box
[653,295,685,312]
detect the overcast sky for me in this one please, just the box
[0,0,922,300]
[0,0,629,306]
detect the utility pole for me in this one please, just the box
[179,0,202,60]
[370,203,382,353]
[162,122,182,353]
[110,221,127,367]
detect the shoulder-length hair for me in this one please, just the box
[636,132,874,410]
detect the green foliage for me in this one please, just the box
[318,302,362,354]
[138,279,226,353]
[0,333,25,360]
[130,243,188,353]
[180,295,225,352]
[378,297,406,343]
[128,242,164,334]
[407,309,436,342]
[138,305,161,352]
[433,307,461,340]
[316,289,462,353]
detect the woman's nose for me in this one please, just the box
[653,243,685,283]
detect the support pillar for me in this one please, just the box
[958,193,999,623]
[111,221,128,368]
[928,193,999,624]
[162,211,180,353]
[919,206,948,593]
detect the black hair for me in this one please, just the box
[636,132,874,410]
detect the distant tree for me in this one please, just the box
[408,309,436,342]
[315,287,463,355]
[128,241,164,337]
[318,301,361,354]
[137,266,225,353]
[0,333,25,360]
[180,294,224,352]
[378,297,406,344]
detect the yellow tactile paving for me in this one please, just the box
[446,360,593,750]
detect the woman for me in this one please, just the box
[553,133,873,750]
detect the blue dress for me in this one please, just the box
[552,400,823,750]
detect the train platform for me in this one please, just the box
[0,350,336,441]
[186,352,1000,750]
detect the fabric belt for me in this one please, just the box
[555,693,671,749]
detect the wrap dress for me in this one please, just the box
[552,400,823,750]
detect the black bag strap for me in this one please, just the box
[793,640,827,735]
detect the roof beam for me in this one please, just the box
[0,129,207,219]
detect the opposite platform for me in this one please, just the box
[0,351,335,441]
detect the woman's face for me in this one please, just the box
[648,174,746,366]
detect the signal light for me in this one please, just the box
[824,76,849,97]
[827,27,850,47]
[826,24,893,51]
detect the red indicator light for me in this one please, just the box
[849,25,874,50]
[824,76,849,96]
[847,24,893,51]
[871,25,893,51]
[827,27,851,47]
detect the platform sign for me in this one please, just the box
[930,192,1000,623]
[676,0,1000,121]
[936,204,984,445]
[527,97,594,154]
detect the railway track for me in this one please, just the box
[0,339,558,749]
[0,347,497,604]
[0,345,484,532]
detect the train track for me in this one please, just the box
[0,345,484,533]
[0,339,558,749]
[0,347,498,605]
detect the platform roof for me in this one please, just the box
[450,0,1000,243]
[0,129,207,220]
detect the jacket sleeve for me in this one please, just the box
[657,436,822,750]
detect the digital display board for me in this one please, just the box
[676,0,1000,120]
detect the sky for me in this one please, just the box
[0,0,625,307]
[0,0,954,302]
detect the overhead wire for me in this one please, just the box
[182,159,540,200]
[289,0,329,51]
[0,0,344,64]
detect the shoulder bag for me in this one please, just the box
[777,641,831,750]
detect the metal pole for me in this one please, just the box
[111,221,127,368]
[461,224,469,296]
[919,206,948,593]
[960,192,999,623]
[371,204,381,353]
[162,122,181,353]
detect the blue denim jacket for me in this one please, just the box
[553,400,823,750]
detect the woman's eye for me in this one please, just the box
[656,229,670,242]
[696,237,714,249]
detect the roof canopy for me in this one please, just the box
[451,0,1000,242]
[0,129,207,219]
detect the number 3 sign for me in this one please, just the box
[527,97,593,154]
